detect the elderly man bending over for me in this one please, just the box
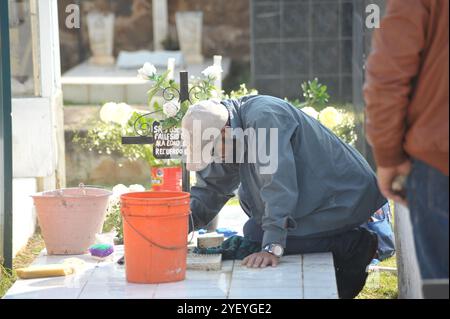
[182,96,386,299]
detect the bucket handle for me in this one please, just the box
[122,212,195,251]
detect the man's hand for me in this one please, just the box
[242,252,279,268]
[377,160,412,206]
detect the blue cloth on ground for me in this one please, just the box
[364,203,396,261]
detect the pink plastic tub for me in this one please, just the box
[32,186,112,255]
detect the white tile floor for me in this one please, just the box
[3,205,338,299]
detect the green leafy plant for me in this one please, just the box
[225,83,258,99]
[102,200,123,243]
[73,114,170,167]
[299,78,331,111]
[288,79,357,146]
[101,184,146,243]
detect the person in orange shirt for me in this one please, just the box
[364,0,449,283]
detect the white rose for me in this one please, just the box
[100,102,118,124]
[138,62,157,80]
[163,100,181,118]
[201,65,223,78]
[301,107,319,119]
[319,107,344,129]
[129,184,146,192]
[111,103,133,127]
[100,102,133,127]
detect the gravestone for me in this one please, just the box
[9,0,35,97]
[176,11,204,64]
[86,12,115,65]
[153,0,169,51]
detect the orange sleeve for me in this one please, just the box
[364,0,429,167]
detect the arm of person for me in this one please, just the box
[364,0,428,201]
[364,0,428,165]
[242,111,299,268]
[189,163,240,233]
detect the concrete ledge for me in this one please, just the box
[62,59,231,105]
[395,203,423,299]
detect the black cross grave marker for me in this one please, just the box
[121,71,191,192]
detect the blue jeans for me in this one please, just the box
[406,159,449,279]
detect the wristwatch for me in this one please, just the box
[263,243,284,257]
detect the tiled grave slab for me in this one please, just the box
[302,253,338,299]
[228,256,303,298]
[3,250,99,299]
[4,203,337,299]
[4,247,337,299]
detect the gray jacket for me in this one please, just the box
[190,95,386,248]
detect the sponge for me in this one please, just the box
[16,265,74,280]
[89,244,114,259]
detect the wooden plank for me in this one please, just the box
[187,253,222,271]
[197,233,224,249]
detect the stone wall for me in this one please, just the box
[58,0,250,72]
[250,0,354,102]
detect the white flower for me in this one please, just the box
[163,100,181,118]
[100,102,133,127]
[201,65,223,78]
[113,103,133,127]
[301,107,319,119]
[99,102,117,124]
[138,62,157,80]
[319,107,344,129]
[129,184,146,192]
[112,184,129,198]
[98,131,107,140]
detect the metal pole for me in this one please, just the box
[179,71,189,104]
[0,0,14,270]
[75,0,86,62]
[179,71,190,193]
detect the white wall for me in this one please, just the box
[12,179,37,256]
[8,0,64,256]
[12,98,57,178]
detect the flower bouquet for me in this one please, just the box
[73,62,223,190]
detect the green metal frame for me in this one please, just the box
[1,0,13,270]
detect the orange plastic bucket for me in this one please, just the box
[151,166,182,192]
[120,191,190,284]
